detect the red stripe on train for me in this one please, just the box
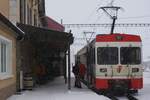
[96,34,141,42]
[131,78,143,89]
[95,78,143,90]
[95,79,108,89]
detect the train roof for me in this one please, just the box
[96,33,141,42]
[76,33,141,56]
[76,38,96,56]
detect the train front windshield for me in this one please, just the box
[120,47,141,64]
[97,47,141,65]
[97,47,118,65]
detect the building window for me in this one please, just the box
[27,4,32,25]
[0,35,12,79]
[34,10,37,26]
[20,0,26,24]
[1,43,7,73]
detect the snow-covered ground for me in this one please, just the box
[7,71,150,100]
[7,76,109,100]
[136,72,150,100]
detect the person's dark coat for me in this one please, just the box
[72,65,79,76]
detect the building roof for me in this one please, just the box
[17,23,74,51]
[0,13,24,40]
[43,16,65,32]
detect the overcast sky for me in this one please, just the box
[45,0,150,23]
[45,0,150,61]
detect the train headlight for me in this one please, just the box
[100,68,107,72]
[132,68,139,73]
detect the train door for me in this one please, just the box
[86,47,90,86]
[87,46,95,86]
[111,46,129,77]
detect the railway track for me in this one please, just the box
[102,92,138,100]
[91,88,119,100]
[103,92,138,100]
[103,92,119,100]
[125,93,138,100]
[81,80,138,100]
[92,88,138,100]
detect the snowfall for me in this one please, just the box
[7,71,150,100]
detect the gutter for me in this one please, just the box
[0,13,25,40]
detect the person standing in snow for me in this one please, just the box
[79,63,86,80]
[72,63,82,88]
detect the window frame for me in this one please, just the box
[0,35,13,80]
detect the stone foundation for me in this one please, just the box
[0,84,16,100]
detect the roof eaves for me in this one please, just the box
[0,13,25,40]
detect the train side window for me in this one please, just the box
[93,48,95,64]
[97,47,118,65]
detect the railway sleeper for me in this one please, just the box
[81,80,138,100]
[125,93,138,100]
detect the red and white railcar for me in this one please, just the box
[76,33,143,93]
